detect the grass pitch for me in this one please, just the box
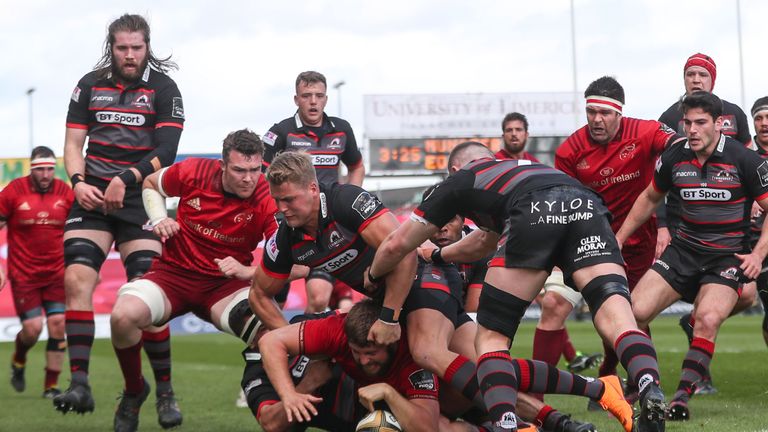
[1,315,766,431]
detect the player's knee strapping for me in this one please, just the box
[307,269,334,284]
[477,282,531,342]
[64,238,106,271]
[580,274,630,317]
[220,290,262,345]
[46,337,66,352]
[117,279,167,325]
[43,301,66,316]
[124,250,159,280]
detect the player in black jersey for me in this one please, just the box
[368,141,666,432]
[249,151,415,348]
[56,14,183,429]
[263,71,365,315]
[618,92,768,422]
[749,97,768,349]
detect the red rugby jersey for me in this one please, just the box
[0,177,73,285]
[301,313,438,400]
[555,117,676,248]
[158,158,278,276]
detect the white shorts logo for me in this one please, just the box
[95,111,146,126]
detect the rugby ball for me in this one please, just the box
[355,409,403,432]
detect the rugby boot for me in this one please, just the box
[53,382,95,414]
[693,378,717,395]
[666,399,690,422]
[567,352,603,373]
[636,383,666,432]
[43,387,62,399]
[156,390,183,429]
[114,378,150,432]
[554,415,597,432]
[10,363,25,392]
[597,375,634,432]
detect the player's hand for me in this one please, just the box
[735,252,763,280]
[281,391,322,423]
[0,267,6,291]
[363,266,385,292]
[214,256,254,280]
[417,245,437,262]
[73,182,105,211]
[103,176,127,213]
[752,201,764,221]
[358,383,393,412]
[655,227,672,260]
[367,320,401,345]
[153,218,180,241]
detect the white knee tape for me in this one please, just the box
[117,279,167,325]
[543,271,583,308]
[219,288,250,337]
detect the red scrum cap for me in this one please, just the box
[684,53,717,91]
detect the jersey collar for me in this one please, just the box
[293,112,336,131]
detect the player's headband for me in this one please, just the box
[752,105,768,119]
[30,157,56,169]
[585,95,623,114]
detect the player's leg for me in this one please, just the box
[42,298,66,398]
[573,263,671,432]
[534,290,573,368]
[475,266,549,431]
[54,228,112,413]
[667,282,737,421]
[111,276,172,432]
[10,312,43,393]
[211,287,263,346]
[759,271,768,347]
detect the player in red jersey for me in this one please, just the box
[554,76,682,385]
[494,113,540,162]
[108,129,278,432]
[0,147,73,398]
[260,299,462,432]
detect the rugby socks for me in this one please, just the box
[65,310,94,385]
[512,358,603,400]
[444,355,485,410]
[614,329,661,399]
[532,328,563,366]
[477,351,519,430]
[45,337,66,389]
[535,404,565,430]
[674,337,714,402]
[12,333,33,366]
[45,368,61,390]
[114,341,145,396]
[143,328,173,394]
[562,329,577,362]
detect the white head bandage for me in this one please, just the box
[30,157,56,170]
[585,95,624,114]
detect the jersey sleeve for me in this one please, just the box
[398,366,439,400]
[154,79,184,130]
[735,107,752,145]
[554,139,577,178]
[649,120,679,155]
[260,228,295,279]
[741,149,768,201]
[261,124,285,168]
[332,185,388,233]
[339,120,363,168]
[158,160,189,198]
[65,75,93,129]
[0,182,16,219]
[412,172,473,228]
[300,315,347,358]
[652,146,677,193]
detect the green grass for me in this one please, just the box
[1,315,767,431]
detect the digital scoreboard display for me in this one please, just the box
[369,138,502,174]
